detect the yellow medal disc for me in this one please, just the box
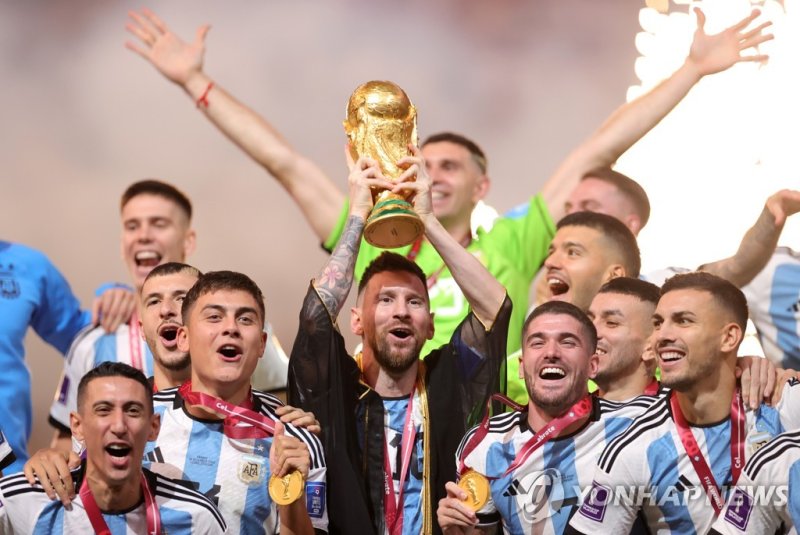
[269,470,305,505]
[458,470,490,511]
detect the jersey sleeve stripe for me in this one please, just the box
[154,474,227,530]
[744,429,800,479]
[599,401,670,471]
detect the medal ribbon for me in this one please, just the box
[178,381,275,439]
[128,314,142,371]
[644,378,660,396]
[457,393,525,475]
[669,388,745,515]
[80,470,161,535]
[383,387,417,535]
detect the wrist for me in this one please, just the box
[348,207,370,221]
[183,71,212,99]
[680,58,706,83]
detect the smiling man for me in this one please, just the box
[437,301,657,534]
[288,150,509,535]
[144,270,327,534]
[587,277,661,402]
[569,272,800,534]
[0,362,226,534]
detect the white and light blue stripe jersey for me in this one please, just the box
[143,388,327,534]
[570,380,800,535]
[381,394,425,535]
[0,429,14,473]
[0,466,227,534]
[710,428,800,535]
[49,323,153,430]
[457,394,659,535]
[742,246,800,369]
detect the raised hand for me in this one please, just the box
[393,145,433,222]
[345,147,393,221]
[125,8,209,87]
[765,189,800,228]
[91,286,136,333]
[269,421,311,479]
[437,481,479,535]
[275,405,321,436]
[687,8,773,77]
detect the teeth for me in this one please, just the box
[431,192,445,200]
[541,367,565,377]
[596,348,607,356]
[135,251,159,260]
[660,351,683,362]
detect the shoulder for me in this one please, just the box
[598,395,672,472]
[457,411,523,458]
[153,386,180,407]
[744,429,800,481]
[150,470,227,532]
[0,472,48,501]
[597,394,661,418]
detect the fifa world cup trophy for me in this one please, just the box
[344,80,424,248]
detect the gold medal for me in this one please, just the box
[458,470,490,511]
[269,470,305,505]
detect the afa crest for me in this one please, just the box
[0,263,19,299]
[238,454,267,487]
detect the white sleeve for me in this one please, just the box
[48,327,99,430]
[569,461,641,534]
[776,378,800,430]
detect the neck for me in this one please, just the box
[442,218,472,248]
[674,364,737,425]
[361,353,418,398]
[526,392,589,435]
[154,366,190,391]
[85,464,141,512]
[597,366,653,402]
[184,375,251,419]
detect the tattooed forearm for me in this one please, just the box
[314,215,365,317]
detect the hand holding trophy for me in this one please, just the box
[344,80,424,249]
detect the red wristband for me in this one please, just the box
[196,81,214,108]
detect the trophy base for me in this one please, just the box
[364,198,424,249]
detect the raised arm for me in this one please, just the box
[125,9,343,241]
[312,157,393,318]
[396,147,506,328]
[701,189,800,287]
[540,7,773,222]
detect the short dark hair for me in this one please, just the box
[121,179,193,221]
[77,362,153,413]
[597,277,660,306]
[143,262,203,287]
[181,270,265,324]
[422,132,487,174]
[522,300,597,352]
[556,211,641,277]
[660,272,748,330]
[358,252,428,299]
[583,168,650,229]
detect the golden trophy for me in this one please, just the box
[344,80,424,249]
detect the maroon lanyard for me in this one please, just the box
[178,381,276,439]
[669,389,745,514]
[128,314,142,371]
[383,390,417,535]
[644,378,660,396]
[80,471,161,535]
[458,394,592,476]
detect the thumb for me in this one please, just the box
[344,143,357,170]
[274,420,285,437]
[693,7,706,31]
[195,24,211,45]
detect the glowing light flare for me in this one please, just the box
[616,0,798,274]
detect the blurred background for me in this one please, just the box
[1,0,796,453]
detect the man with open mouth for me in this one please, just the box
[288,149,510,535]
[569,272,800,534]
[438,300,658,534]
[0,362,227,534]
[48,179,291,455]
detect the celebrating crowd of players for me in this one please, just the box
[2,6,800,535]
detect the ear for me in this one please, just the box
[259,331,268,359]
[588,352,600,379]
[183,229,197,259]
[350,307,364,336]
[472,175,491,203]
[625,215,642,237]
[518,352,525,379]
[138,319,145,341]
[148,412,161,442]
[70,412,83,443]
[720,322,743,353]
[177,325,190,353]
[604,263,626,282]
[426,312,435,341]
